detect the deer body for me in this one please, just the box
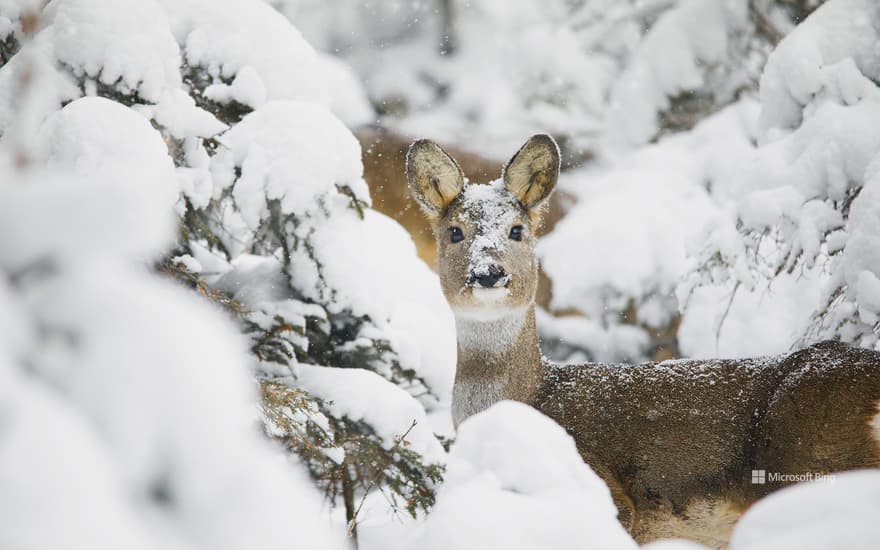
[407,135,880,546]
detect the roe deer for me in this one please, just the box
[406,134,880,547]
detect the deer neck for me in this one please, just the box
[451,302,543,427]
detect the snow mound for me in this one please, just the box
[24,263,341,550]
[408,401,637,550]
[758,0,880,136]
[158,0,325,108]
[36,96,178,207]
[606,0,748,145]
[212,100,365,228]
[729,470,880,550]
[0,361,173,550]
[296,365,446,463]
[43,0,181,102]
[0,97,177,268]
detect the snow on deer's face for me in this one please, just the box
[406,135,559,318]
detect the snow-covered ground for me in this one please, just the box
[2,0,880,549]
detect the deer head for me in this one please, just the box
[406,135,559,321]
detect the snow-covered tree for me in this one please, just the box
[526,0,797,362]
[0,0,456,545]
[681,0,880,352]
[528,0,880,361]
[0,4,341,549]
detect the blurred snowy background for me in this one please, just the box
[2,0,880,549]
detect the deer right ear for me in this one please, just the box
[406,139,465,217]
[503,134,559,210]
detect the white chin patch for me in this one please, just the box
[471,287,509,304]
[453,291,518,322]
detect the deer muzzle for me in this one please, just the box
[468,265,509,288]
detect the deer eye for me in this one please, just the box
[509,225,524,241]
[448,226,464,243]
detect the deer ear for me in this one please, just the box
[503,134,559,210]
[406,139,465,217]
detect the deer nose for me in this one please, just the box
[472,266,507,288]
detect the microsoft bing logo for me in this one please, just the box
[749,469,835,484]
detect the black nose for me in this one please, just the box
[473,266,506,288]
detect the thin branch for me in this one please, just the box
[346,419,418,538]
[715,281,741,354]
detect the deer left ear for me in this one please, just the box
[503,134,560,210]
[406,139,465,218]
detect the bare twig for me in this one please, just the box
[715,281,741,354]
[346,419,418,541]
